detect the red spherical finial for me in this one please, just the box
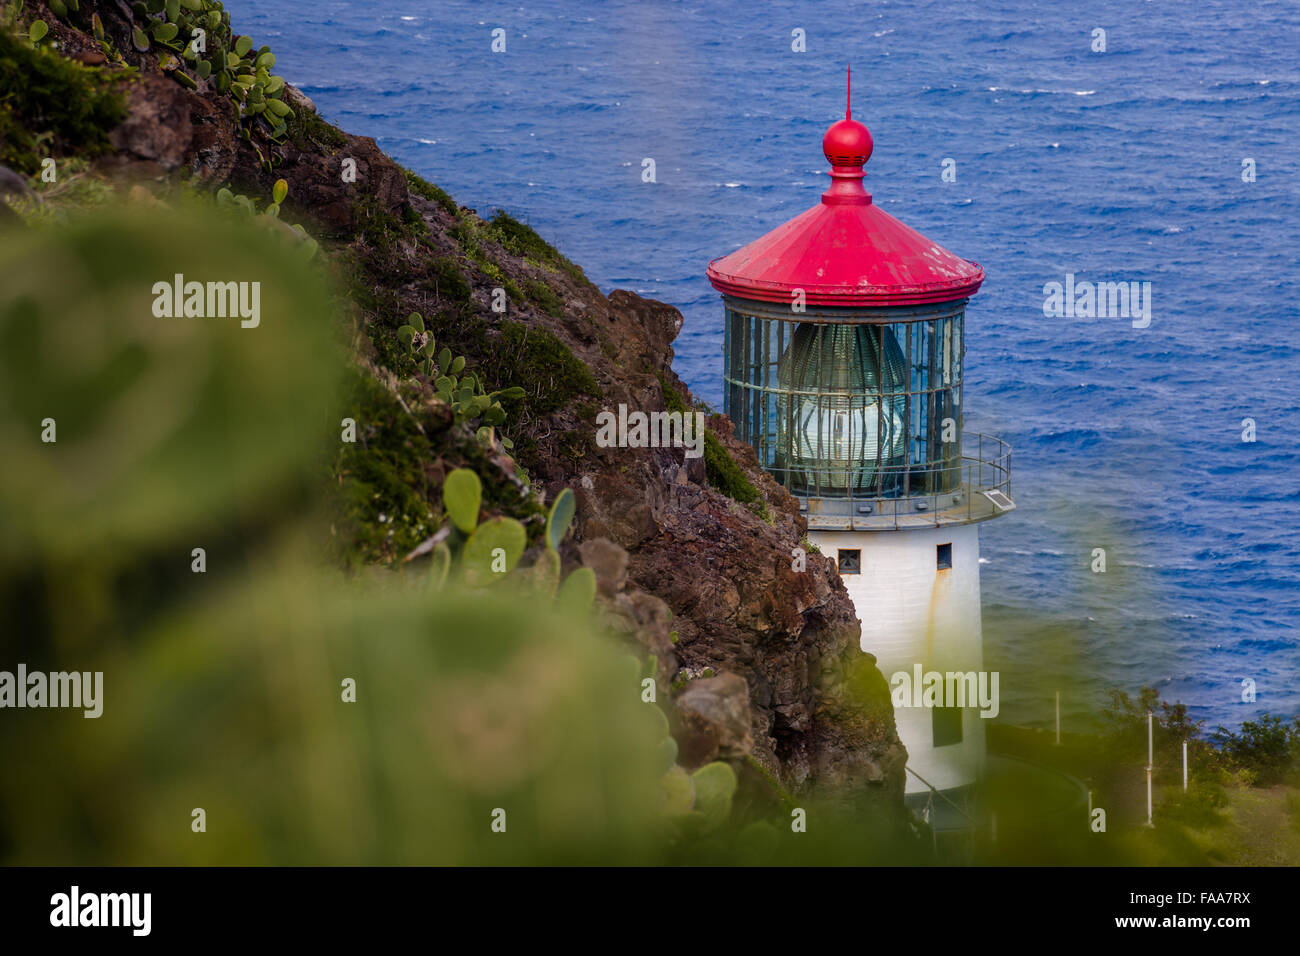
[823,117,873,168]
[824,63,872,167]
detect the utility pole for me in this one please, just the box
[1145,711,1154,827]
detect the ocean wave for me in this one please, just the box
[987,86,1096,96]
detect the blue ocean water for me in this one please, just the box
[226,0,1300,732]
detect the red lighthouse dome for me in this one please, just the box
[706,73,984,307]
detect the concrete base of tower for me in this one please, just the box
[807,522,988,796]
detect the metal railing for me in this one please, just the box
[780,432,1012,530]
[906,766,979,854]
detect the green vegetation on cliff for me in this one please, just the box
[660,372,767,519]
[0,24,127,174]
[404,168,457,217]
[483,208,588,284]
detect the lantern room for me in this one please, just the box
[707,90,1011,531]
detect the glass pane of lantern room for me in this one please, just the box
[728,308,738,421]
[725,309,745,441]
[764,320,783,473]
[938,314,960,490]
[911,320,931,494]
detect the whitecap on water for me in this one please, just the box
[987,86,1095,96]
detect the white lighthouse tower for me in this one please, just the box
[706,84,1013,811]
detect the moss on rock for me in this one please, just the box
[404,169,457,217]
[483,208,587,284]
[329,368,546,567]
[423,256,472,307]
[524,278,563,317]
[286,107,347,154]
[0,26,128,175]
[329,370,441,566]
[492,320,600,415]
[660,373,767,517]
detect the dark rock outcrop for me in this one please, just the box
[105,74,193,172]
[253,131,409,236]
[675,673,754,769]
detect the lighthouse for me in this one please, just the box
[706,78,1013,809]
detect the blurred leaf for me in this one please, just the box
[461,517,526,585]
[428,541,451,592]
[660,765,693,815]
[529,546,560,597]
[655,735,679,776]
[442,468,480,534]
[557,567,596,612]
[546,488,575,551]
[691,762,737,829]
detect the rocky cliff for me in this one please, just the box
[3,0,906,806]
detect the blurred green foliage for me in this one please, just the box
[3,562,672,864]
[0,202,672,864]
[0,203,339,568]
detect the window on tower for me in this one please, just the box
[933,706,963,747]
[937,542,952,569]
[837,549,861,575]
